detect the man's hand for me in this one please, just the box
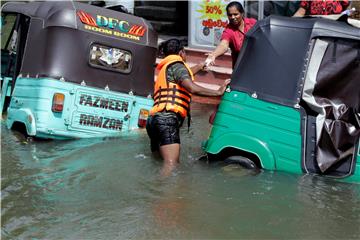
[217,79,231,95]
[191,62,207,75]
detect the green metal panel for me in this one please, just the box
[344,144,360,183]
[205,91,303,174]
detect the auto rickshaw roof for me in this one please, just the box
[231,15,360,107]
[1,1,157,48]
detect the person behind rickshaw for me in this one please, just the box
[293,0,350,17]
[204,1,257,68]
[146,39,230,176]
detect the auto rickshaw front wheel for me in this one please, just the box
[224,156,258,169]
[199,154,260,171]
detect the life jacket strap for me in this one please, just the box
[154,88,191,99]
[153,94,191,105]
[153,100,190,113]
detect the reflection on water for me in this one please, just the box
[1,103,360,239]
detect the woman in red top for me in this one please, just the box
[293,0,350,17]
[205,1,257,68]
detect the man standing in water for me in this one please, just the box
[146,39,230,176]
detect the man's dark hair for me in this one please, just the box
[226,1,245,14]
[106,5,130,14]
[90,1,106,7]
[162,39,184,56]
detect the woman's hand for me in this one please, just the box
[204,39,229,67]
[205,53,216,67]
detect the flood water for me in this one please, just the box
[1,103,360,239]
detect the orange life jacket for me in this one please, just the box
[150,55,194,119]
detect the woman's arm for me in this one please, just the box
[210,39,229,59]
[205,39,229,66]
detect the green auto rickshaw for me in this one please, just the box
[203,16,360,183]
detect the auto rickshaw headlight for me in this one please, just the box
[52,93,65,112]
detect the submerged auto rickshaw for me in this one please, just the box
[1,1,157,139]
[203,16,360,182]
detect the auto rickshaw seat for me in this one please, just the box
[303,103,356,177]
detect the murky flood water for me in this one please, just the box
[1,103,360,239]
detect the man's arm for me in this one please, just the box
[190,62,206,75]
[180,78,230,97]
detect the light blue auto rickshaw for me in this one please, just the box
[1,1,158,139]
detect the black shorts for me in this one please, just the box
[146,112,183,152]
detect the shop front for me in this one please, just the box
[188,0,302,50]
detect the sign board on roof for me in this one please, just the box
[77,10,146,41]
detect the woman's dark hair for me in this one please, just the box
[226,1,244,14]
[161,39,185,56]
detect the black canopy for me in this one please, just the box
[231,15,360,107]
